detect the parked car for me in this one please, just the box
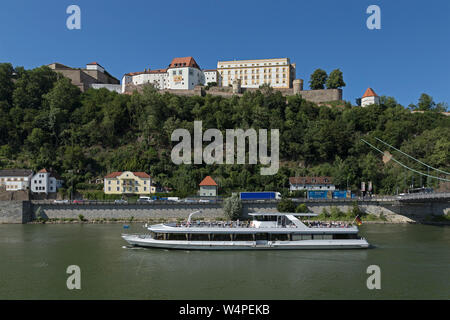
[114,199,128,204]
[137,196,154,203]
[72,200,83,204]
[198,199,212,203]
[53,199,69,204]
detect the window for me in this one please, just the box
[172,71,176,75]
[144,187,146,191]
[117,187,119,191]
[108,181,111,184]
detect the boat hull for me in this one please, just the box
[122,234,369,250]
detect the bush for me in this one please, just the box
[78,214,86,222]
[330,206,345,219]
[349,201,365,217]
[277,199,296,213]
[319,208,330,219]
[295,203,309,213]
[223,194,242,220]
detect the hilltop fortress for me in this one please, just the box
[48,57,343,104]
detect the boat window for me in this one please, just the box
[323,234,333,240]
[154,233,165,240]
[292,234,303,241]
[313,234,324,240]
[301,234,312,240]
[234,233,253,241]
[212,234,231,241]
[190,234,209,241]
[271,234,289,241]
[333,233,358,239]
[167,233,187,241]
[255,233,269,241]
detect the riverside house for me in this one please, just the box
[104,171,155,195]
[199,176,218,197]
[0,169,34,191]
[31,169,64,194]
[289,176,336,191]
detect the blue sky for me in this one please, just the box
[0,0,449,106]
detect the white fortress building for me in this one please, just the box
[217,58,296,88]
[361,87,380,107]
[122,57,220,92]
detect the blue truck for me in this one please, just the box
[239,192,282,200]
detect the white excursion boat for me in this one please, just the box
[122,211,370,250]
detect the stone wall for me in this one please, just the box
[0,201,32,223]
[0,200,445,223]
[296,89,342,104]
[29,200,449,223]
[123,83,343,104]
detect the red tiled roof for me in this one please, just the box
[199,176,217,186]
[362,88,378,98]
[168,57,200,69]
[105,172,122,178]
[289,177,333,185]
[104,172,151,178]
[133,172,151,178]
[38,168,48,173]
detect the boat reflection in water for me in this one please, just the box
[122,211,370,250]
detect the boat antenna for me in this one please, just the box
[187,210,202,226]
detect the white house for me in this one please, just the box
[122,57,219,92]
[0,169,33,191]
[202,69,220,86]
[289,176,335,192]
[199,176,218,197]
[31,169,64,194]
[361,88,380,107]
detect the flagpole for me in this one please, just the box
[351,215,359,225]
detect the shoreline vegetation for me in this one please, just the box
[0,64,448,200]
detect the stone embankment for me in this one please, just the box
[0,199,448,224]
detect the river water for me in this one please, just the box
[0,223,448,299]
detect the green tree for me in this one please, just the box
[223,194,242,220]
[326,69,346,89]
[309,69,328,90]
[295,203,309,213]
[277,198,296,212]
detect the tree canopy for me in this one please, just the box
[326,69,346,89]
[0,63,449,196]
[309,69,328,90]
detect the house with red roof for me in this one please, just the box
[31,169,64,194]
[104,171,155,195]
[199,176,218,197]
[361,87,380,107]
[122,56,219,92]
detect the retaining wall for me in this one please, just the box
[1,200,447,223]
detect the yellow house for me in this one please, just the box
[104,171,155,195]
